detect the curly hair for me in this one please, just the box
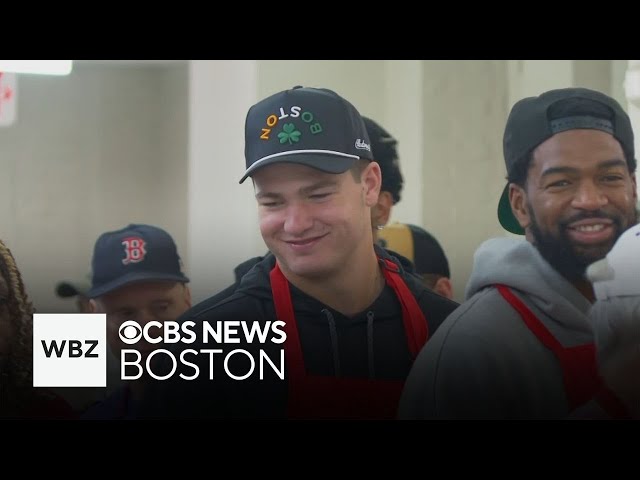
[0,238,36,416]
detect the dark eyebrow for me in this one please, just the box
[150,299,171,306]
[299,180,338,195]
[596,159,628,170]
[255,180,339,199]
[540,159,628,179]
[540,166,579,179]
[255,191,282,200]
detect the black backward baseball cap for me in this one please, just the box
[56,276,91,298]
[240,86,374,183]
[498,87,635,235]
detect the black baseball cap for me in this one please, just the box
[498,87,635,235]
[378,223,450,278]
[240,86,374,183]
[87,224,189,298]
[56,275,91,298]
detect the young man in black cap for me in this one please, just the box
[142,86,458,419]
[188,114,414,310]
[400,87,639,419]
[82,224,191,419]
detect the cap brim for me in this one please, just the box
[87,272,190,299]
[239,153,358,184]
[56,281,89,298]
[497,183,525,235]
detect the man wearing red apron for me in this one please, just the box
[400,87,638,419]
[141,86,458,419]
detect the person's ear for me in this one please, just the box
[371,191,393,227]
[510,183,531,231]
[433,277,453,300]
[184,284,192,309]
[362,161,382,208]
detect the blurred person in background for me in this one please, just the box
[0,238,74,419]
[55,275,92,313]
[378,223,453,300]
[81,224,191,419]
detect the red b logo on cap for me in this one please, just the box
[122,236,147,265]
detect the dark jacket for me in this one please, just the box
[185,249,422,318]
[141,246,458,419]
[80,385,137,420]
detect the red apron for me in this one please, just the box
[270,258,428,419]
[497,284,628,418]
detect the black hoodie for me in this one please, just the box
[185,248,424,318]
[140,245,458,419]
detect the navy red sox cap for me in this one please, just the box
[240,86,374,183]
[87,224,189,298]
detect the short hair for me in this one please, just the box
[362,117,403,204]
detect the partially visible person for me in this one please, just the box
[141,86,459,419]
[361,118,434,283]
[378,223,453,300]
[55,276,92,313]
[81,224,192,419]
[0,239,74,419]
[586,223,640,418]
[363,117,404,236]
[400,87,638,419]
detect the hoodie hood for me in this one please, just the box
[234,245,415,316]
[466,237,593,333]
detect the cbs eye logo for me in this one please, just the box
[119,320,143,345]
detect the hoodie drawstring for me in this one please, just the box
[321,308,376,379]
[322,309,341,377]
[367,311,375,379]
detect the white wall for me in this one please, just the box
[507,60,573,108]
[0,63,188,312]
[383,61,424,227]
[257,60,386,121]
[421,60,509,302]
[186,60,261,305]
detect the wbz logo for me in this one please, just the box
[41,339,99,358]
[33,314,107,387]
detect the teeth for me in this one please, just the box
[575,224,605,232]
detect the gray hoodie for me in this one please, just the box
[398,236,594,419]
